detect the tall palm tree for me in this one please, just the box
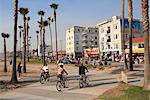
[141,0,150,90]
[36,31,39,57]
[43,20,48,65]
[122,0,128,70]
[1,33,10,72]
[47,17,53,58]
[11,0,18,83]
[26,17,30,62]
[50,3,59,61]
[19,7,29,73]
[18,25,23,61]
[38,10,45,62]
[128,0,133,71]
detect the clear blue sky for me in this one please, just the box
[0,0,144,52]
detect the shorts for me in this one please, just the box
[57,74,64,81]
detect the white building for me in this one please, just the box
[97,16,143,59]
[66,26,99,58]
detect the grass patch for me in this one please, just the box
[98,83,150,100]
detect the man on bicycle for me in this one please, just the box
[57,62,68,88]
[79,63,88,82]
[42,63,49,79]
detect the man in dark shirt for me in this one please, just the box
[79,63,88,75]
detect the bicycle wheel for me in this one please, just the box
[64,78,69,88]
[86,76,90,86]
[79,78,84,88]
[56,81,62,91]
[40,75,45,84]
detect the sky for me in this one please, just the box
[0,0,146,52]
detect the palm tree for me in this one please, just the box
[141,0,150,90]
[11,0,18,83]
[122,0,128,70]
[18,25,23,61]
[47,17,53,59]
[43,20,48,65]
[1,33,10,72]
[50,3,59,61]
[38,10,45,62]
[128,0,133,71]
[26,17,30,62]
[19,7,29,73]
[36,31,39,57]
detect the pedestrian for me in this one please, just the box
[10,59,12,65]
[17,62,22,79]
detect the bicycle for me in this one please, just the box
[56,74,68,91]
[79,74,89,88]
[40,69,50,84]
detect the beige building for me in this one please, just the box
[66,26,99,58]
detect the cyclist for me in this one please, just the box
[42,63,49,79]
[79,63,88,83]
[57,62,68,88]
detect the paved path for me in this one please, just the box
[0,64,144,100]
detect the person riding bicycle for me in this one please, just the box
[42,63,49,79]
[57,62,68,88]
[79,63,88,82]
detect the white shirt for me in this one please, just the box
[42,66,49,72]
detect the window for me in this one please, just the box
[107,27,111,33]
[107,36,111,42]
[95,42,97,45]
[138,44,144,48]
[114,34,118,39]
[76,47,79,51]
[89,30,91,32]
[114,25,117,29]
[95,30,97,32]
[95,36,97,39]
[108,45,110,49]
[76,41,79,45]
[116,44,119,49]
[78,29,80,32]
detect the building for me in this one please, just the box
[66,26,99,58]
[125,37,150,55]
[97,16,143,59]
[38,44,52,57]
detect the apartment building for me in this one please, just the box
[66,26,99,58]
[97,16,142,59]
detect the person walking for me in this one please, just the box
[17,62,22,79]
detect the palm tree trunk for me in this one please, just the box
[11,0,18,83]
[128,0,133,71]
[54,10,58,61]
[43,27,46,65]
[27,21,29,62]
[48,23,53,58]
[19,30,22,61]
[142,0,150,90]
[4,38,7,72]
[37,34,39,57]
[122,0,128,70]
[23,15,26,73]
[40,16,43,62]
